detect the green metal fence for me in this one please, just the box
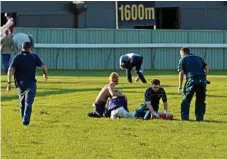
[10,28,227,70]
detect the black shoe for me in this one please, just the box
[196,115,204,121]
[88,112,101,118]
[23,122,30,126]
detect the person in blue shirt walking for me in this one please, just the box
[119,53,147,83]
[6,42,48,126]
[178,47,209,121]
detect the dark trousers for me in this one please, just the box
[181,79,206,121]
[134,109,151,120]
[133,104,159,120]
[126,56,147,83]
[1,54,11,74]
[88,102,106,118]
[17,82,36,125]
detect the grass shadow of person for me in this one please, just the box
[1,87,102,102]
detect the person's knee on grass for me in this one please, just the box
[134,79,171,120]
[106,92,133,119]
[88,72,125,118]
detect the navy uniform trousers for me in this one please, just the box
[181,77,206,121]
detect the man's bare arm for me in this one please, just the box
[145,101,155,113]
[108,84,123,97]
[41,65,48,79]
[204,65,209,75]
[7,67,14,83]
[178,70,184,88]
[164,102,168,113]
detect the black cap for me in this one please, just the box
[22,42,32,49]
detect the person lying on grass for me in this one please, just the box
[104,90,133,119]
[88,72,124,118]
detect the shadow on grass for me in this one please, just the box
[122,91,142,94]
[1,86,145,102]
[1,85,174,92]
[1,79,176,87]
[40,69,227,77]
[1,87,102,102]
[206,94,227,98]
[0,85,182,102]
[173,118,227,124]
[1,80,105,85]
[202,120,227,124]
[38,69,127,77]
[168,92,183,95]
[47,70,175,77]
[167,93,227,98]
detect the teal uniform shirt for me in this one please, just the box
[178,53,207,93]
[178,53,207,79]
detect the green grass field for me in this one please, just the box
[1,70,227,159]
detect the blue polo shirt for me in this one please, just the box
[9,51,44,87]
[178,53,207,79]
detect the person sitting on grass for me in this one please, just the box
[88,72,124,118]
[104,90,133,119]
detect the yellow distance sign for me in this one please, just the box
[118,4,155,21]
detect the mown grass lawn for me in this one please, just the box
[1,70,227,159]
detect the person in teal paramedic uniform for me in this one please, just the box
[178,48,209,121]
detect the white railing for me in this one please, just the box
[34,43,227,49]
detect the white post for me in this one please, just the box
[153,7,156,30]
[115,1,119,29]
